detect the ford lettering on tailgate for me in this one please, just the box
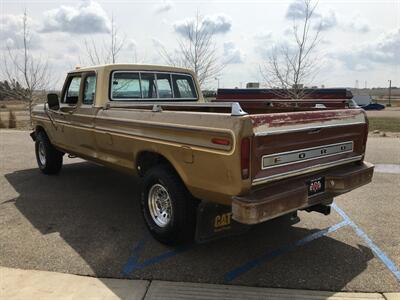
[262,141,353,170]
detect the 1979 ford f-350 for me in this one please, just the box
[31,64,374,245]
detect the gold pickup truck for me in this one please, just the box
[31,64,374,244]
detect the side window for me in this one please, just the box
[83,74,96,105]
[156,73,173,98]
[112,72,141,99]
[172,74,197,99]
[141,73,157,98]
[64,76,81,104]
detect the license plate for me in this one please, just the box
[307,177,325,196]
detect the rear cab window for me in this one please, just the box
[110,71,197,101]
[141,73,157,98]
[112,73,141,99]
[172,74,196,99]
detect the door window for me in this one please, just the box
[64,76,81,105]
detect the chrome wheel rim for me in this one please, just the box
[38,141,46,166]
[148,183,172,227]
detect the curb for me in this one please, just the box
[1,267,399,300]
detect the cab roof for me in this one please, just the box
[69,63,194,75]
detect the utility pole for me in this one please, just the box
[388,80,392,107]
[215,77,220,90]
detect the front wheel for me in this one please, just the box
[141,165,198,245]
[35,131,63,175]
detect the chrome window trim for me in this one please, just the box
[252,155,363,186]
[261,141,354,170]
[254,122,366,136]
[139,72,143,98]
[110,70,198,101]
[154,73,159,99]
[170,73,175,98]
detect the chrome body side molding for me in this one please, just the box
[254,122,366,136]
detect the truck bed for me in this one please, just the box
[106,101,368,186]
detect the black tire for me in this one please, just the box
[35,131,63,175]
[141,165,198,245]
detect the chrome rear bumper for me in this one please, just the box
[232,161,374,225]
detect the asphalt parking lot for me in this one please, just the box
[0,130,399,293]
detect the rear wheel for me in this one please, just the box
[141,165,197,245]
[35,131,63,175]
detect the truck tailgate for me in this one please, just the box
[250,109,368,185]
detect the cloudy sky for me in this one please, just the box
[1,0,399,89]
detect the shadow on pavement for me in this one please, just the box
[4,162,374,297]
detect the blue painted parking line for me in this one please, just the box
[224,220,349,282]
[122,204,399,283]
[332,203,400,282]
[122,237,192,276]
[122,237,149,276]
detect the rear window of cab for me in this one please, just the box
[110,71,198,101]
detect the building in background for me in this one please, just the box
[246,82,260,88]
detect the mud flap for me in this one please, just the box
[195,201,250,243]
[30,131,36,141]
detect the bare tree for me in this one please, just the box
[260,0,321,99]
[84,15,125,65]
[0,10,50,124]
[160,12,224,86]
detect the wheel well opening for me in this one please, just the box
[35,126,46,135]
[136,152,175,177]
[31,126,46,141]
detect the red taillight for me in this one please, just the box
[361,111,369,157]
[211,138,230,146]
[241,138,250,179]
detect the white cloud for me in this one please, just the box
[286,1,337,31]
[286,0,308,19]
[253,32,275,59]
[346,14,370,33]
[154,0,174,14]
[151,37,164,48]
[173,13,232,36]
[125,39,137,51]
[287,1,371,34]
[202,14,232,34]
[223,41,244,64]
[41,0,111,34]
[0,14,41,49]
[316,10,337,31]
[173,18,192,35]
[335,28,400,70]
